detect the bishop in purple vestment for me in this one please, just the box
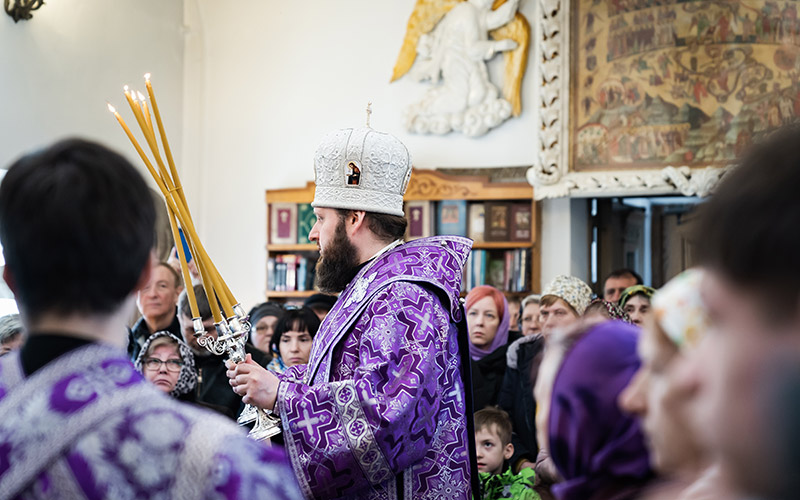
[228,127,474,499]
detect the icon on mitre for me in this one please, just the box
[346,161,361,186]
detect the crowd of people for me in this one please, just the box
[0,122,799,499]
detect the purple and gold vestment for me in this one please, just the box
[0,344,302,500]
[277,236,473,500]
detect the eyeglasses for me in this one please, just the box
[142,358,184,373]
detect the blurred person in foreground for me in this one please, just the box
[619,269,733,499]
[692,126,800,499]
[545,321,652,500]
[0,139,299,499]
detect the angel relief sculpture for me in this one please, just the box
[391,0,530,137]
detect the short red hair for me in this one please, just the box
[465,285,506,323]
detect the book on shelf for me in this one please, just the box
[267,253,317,292]
[464,248,530,293]
[270,203,298,244]
[297,203,315,244]
[405,200,434,240]
[468,203,485,242]
[436,199,468,236]
[510,203,532,242]
[484,202,511,242]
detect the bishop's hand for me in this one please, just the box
[226,353,280,411]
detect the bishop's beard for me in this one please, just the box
[314,218,361,294]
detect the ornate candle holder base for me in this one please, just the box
[249,407,282,441]
[237,403,258,425]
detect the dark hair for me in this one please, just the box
[604,268,643,286]
[474,406,512,446]
[696,126,800,320]
[0,139,155,316]
[336,209,407,242]
[269,306,321,354]
[178,284,221,320]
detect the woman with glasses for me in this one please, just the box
[135,331,197,399]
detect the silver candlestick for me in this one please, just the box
[193,304,282,441]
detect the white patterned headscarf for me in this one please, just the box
[541,275,594,316]
[652,268,710,351]
[135,331,197,398]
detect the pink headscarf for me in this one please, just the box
[465,285,510,361]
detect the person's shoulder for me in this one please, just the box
[205,433,303,499]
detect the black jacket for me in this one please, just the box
[192,343,270,420]
[498,334,545,469]
[471,330,522,412]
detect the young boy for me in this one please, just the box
[475,407,540,500]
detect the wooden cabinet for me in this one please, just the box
[265,169,539,300]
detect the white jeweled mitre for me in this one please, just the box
[312,127,412,217]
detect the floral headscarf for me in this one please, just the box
[541,275,593,316]
[135,331,197,398]
[652,269,710,350]
[618,285,657,310]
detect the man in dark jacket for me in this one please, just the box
[128,262,182,360]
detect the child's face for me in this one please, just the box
[475,425,513,475]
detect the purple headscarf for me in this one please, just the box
[548,321,652,500]
[465,285,510,361]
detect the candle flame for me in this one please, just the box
[107,103,116,113]
[136,90,147,101]
[123,85,130,93]
[131,91,138,103]
[144,73,151,81]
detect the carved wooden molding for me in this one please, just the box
[404,169,532,201]
[266,169,534,204]
[525,0,731,199]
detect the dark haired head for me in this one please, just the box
[474,406,513,446]
[696,126,800,321]
[335,209,407,243]
[0,139,155,317]
[178,284,220,320]
[605,268,643,286]
[269,306,321,354]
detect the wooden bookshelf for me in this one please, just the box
[265,168,540,299]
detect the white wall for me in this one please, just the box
[540,198,591,288]
[183,0,540,309]
[0,0,184,184]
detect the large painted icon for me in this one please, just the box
[573,0,800,171]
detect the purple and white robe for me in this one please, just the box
[0,343,302,500]
[277,236,473,499]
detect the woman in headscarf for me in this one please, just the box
[618,285,656,327]
[247,302,284,358]
[466,285,518,412]
[135,331,197,400]
[619,269,732,499]
[265,306,320,375]
[583,298,632,323]
[547,321,653,500]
